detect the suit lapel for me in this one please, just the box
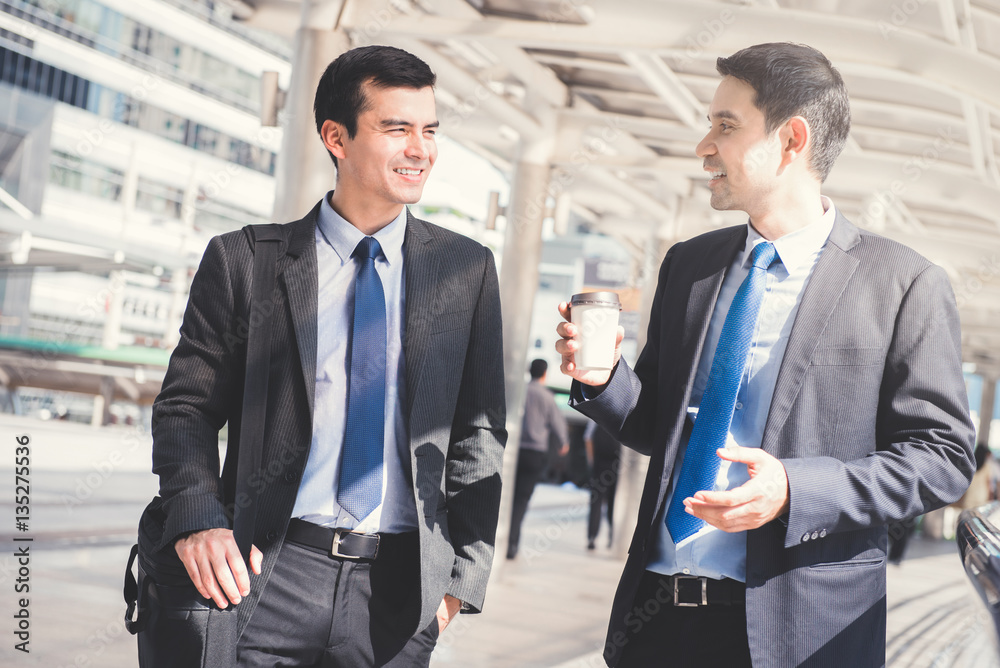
[761,212,861,453]
[402,212,440,423]
[279,202,321,416]
[679,226,748,391]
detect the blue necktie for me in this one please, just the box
[665,241,778,543]
[338,236,386,521]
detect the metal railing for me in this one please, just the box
[956,501,1000,640]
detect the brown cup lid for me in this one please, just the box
[570,291,622,310]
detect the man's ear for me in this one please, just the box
[778,116,810,170]
[320,120,348,162]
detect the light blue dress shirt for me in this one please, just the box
[646,197,837,582]
[291,194,419,534]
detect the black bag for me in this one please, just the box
[125,500,239,667]
[124,224,283,667]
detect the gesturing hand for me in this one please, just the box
[684,447,790,533]
[174,528,263,608]
[554,302,625,387]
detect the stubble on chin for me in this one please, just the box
[710,191,731,211]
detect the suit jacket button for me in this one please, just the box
[811,531,819,540]
[802,533,810,542]
[284,471,298,483]
[819,529,827,538]
[266,530,279,543]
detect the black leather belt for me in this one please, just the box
[285,518,382,561]
[665,574,746,606]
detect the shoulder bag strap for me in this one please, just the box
[232,223,284,563]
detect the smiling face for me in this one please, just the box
[695,76,784,217]
[323,82,438,223]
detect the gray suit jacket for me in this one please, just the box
[150,201,507,637]
[572,212,975,667]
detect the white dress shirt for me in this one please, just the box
[646,197,837,582]
[291,193,419,534]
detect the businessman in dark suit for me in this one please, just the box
[557,43,975,667]
[151,45,506,666]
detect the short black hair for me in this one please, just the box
[529,359,548,380]
[716,43,851,182]
[313,45,436,167]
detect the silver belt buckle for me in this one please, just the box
[331,529,375,560]
[673,575,708,607]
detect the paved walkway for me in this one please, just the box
[431,484,620,668]
[0,413,994,667]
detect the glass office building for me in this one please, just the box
[0,0,291,422]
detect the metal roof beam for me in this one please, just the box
[376,1,1000,112]
[938,0,978,50]
[384,37,545,142]
[531,52,633,75]
[559,108,693,141]
[420,0,571,110]
[620,52,704,131]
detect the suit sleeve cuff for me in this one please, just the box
[158,494,231,552]
[781,457,839,549]
[569,361,622,404]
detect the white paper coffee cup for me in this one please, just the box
[570,292,622,371]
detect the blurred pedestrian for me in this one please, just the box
[585,422,621,550]
[507,359,569,559]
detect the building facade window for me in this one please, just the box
[135,177,184,219]
[49,149,124,201]
[19,0,261,106]
[0,45,277,175]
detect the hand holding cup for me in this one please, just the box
[556,295,625,387]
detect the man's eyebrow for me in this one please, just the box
[379,119,441,129]
[707,110,740,122]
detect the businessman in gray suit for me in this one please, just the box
[151,45,506,666]
[557,43,975,667]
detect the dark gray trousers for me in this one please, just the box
[508,449,548,558]
[237,533,438,667]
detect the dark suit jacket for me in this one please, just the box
[150,201,507,637]
[572,212,975,667]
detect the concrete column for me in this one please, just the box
[492,137,554,570]
[91,393,104,427]
[980,373,997,448]
[271,1,347,223]
[101,270,125,350]
[610,234,670,559]
[95,376,115,427]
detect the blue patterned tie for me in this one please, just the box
[666,241,778,543]
[338,236,386,521]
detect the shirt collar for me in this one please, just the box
[316,191,407,266]
[742,196,836,273]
